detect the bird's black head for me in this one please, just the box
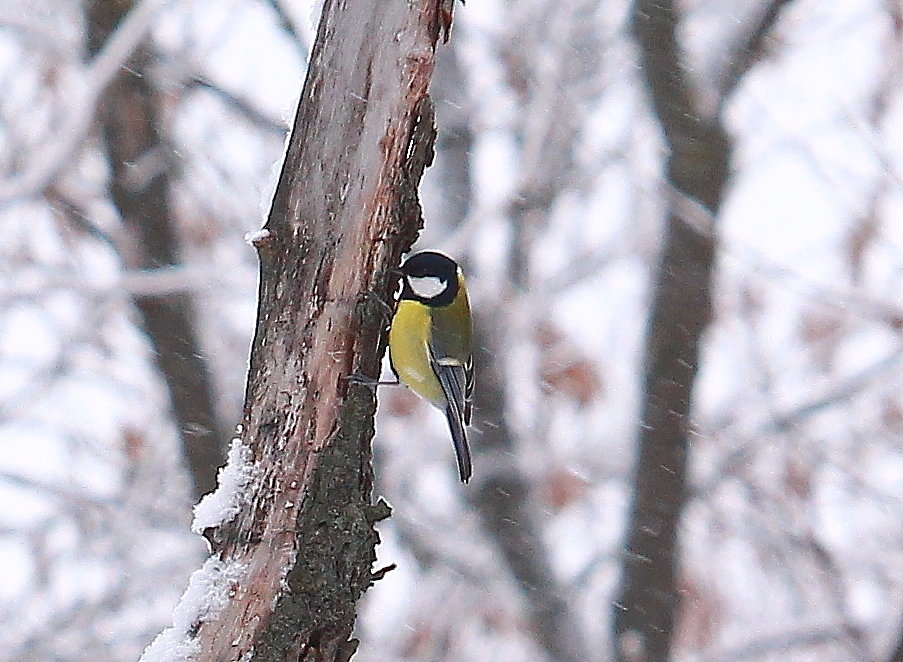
[399,250,460,306]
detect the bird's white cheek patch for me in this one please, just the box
[408,276,447,299]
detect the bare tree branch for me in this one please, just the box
[0,0,168,204]
[87,0,227,499]
[614,1,799,657]
[263,0,311,62]
[429,11,596,660]
[613,1,730,660]
[473,325,590,662]
[183,74,288,136]
[718,0,794,101]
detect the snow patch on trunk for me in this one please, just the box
[140,557,248,662]
[192,438,255,533]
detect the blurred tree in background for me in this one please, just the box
[0,0,902,661]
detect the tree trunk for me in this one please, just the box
[86,0,226,499]
[613,1,790,660]
[161,1,450,660]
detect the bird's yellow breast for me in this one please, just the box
[389,300,445,403]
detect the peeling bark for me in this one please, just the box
[186,0,449,659]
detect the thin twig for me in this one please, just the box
[263,0,311,62]
[718,0,794,103]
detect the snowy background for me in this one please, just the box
[0,0,901,660]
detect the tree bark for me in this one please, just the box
[86,0,226,499]
[613,1,789,660]
[184,1,447,660]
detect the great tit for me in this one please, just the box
[388,251,474,482]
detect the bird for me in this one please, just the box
[387,250,474,483]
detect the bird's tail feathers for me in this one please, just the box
[444,406,472,483]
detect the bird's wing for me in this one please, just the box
[462,354,474,425]
[428,299,473,424]
[428,344,472,482]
